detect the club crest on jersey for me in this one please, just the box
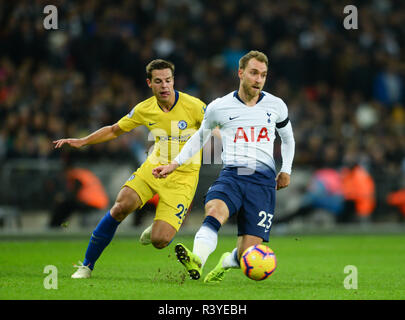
[267,112,271,123]
[178,120,188,130]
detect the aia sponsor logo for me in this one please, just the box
[234,127,270,142]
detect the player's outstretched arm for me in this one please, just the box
[53,138,85,149]
[53,123,125,149]
[152,161,180,179]
[153,100,217,179]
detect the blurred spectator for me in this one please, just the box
[373,59,404,106]
[387,190,405,222]
[340,163,376,223]
[48,158,109,228]
[275,168,344,224]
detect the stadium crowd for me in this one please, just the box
[1,0,404,220]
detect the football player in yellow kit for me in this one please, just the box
[53,59,206,278]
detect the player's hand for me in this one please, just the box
[152,162,179,179]
[276,172,290,190]
[53,138,86,149]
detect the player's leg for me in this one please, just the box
[174,172,242,279]
[139,223,153,245]
[141,168,198,249]
[203,236,249,283]
[139,195,159,244]
[205,182,273,283]
[110,186,143,221]
[141,220,176,248]
[219,183,275,276]
[203,232,264,284]
[203,251,232,283]
[192,199,230,266]
[140,205,180,247]
[191,173,244,266]
[236,234,263,261]
[150,219,177,249]
[175,199,230,280]
[72,186,142,278]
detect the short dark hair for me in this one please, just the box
[239,50,268,70]
[146,59,175,80]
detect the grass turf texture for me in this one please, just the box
[1,234,404,300]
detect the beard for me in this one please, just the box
[242,81,261,100]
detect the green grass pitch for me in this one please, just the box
[1,234,404,300]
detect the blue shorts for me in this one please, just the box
[205,167,276,242]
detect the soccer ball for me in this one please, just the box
[240,244,277,281]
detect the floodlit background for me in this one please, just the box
[0,0,404,234]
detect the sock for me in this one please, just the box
[222,248,240,269]
[83,211,121,270]
[193,216,221,267]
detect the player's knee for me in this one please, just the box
[205,202,218,216]
[150,221,176,249]
[110,187,141,221]
[205,201,228,224]
[151,236,171,249]
[110,201,132,222]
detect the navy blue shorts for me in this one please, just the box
[204,167,276,242]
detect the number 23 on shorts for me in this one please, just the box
[175,204,187,225]
[257,211,274,232]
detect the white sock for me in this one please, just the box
[192,225,218,267]
[222,248,240,269]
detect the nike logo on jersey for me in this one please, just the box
[149,122,157,126]
[229,116,240,120]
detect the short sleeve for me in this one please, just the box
[117,106,143,132]
[197,100,206,125]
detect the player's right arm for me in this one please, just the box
[152,123,209,178]
[54,103,143,149]
[53,123,125,149]
[153,100,218,178]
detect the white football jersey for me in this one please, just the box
[175,90,295,176]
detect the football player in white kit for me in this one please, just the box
[153,50,295,283]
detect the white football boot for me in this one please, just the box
[139,223,153,245]
[71,261,92,279]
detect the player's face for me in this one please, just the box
[239,58,268,98]
[147,68,175,105]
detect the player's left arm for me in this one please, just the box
[275,103,295,190]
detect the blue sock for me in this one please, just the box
[83,211,120,270]
[202,215,221,232]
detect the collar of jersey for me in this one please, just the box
[233,90,265,105]
[157,90,179,112]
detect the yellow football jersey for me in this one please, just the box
[118,91,206,172]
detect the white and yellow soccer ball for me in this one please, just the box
[240,244,277,281]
